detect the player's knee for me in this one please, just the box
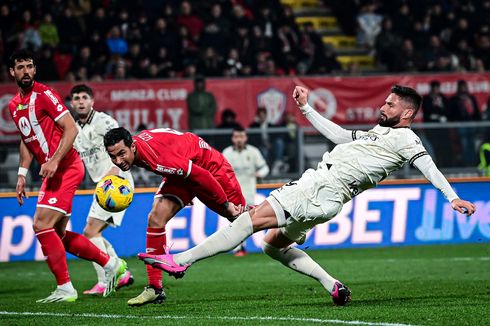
[262,240,282,259]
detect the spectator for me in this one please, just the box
[448,80,481,121]
[38,13,59,48]
[375,17,402,71]
[177,1,204,41]
[356,2,383,50]
[422,81,449,123]
[448,80,482,165]
[186,75,217,130]
[217,108,242,129]
[106,26,128,57]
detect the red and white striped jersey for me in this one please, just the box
[8,81,79,166]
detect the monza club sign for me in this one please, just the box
[1,73,490,142]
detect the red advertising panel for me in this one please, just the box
[1,73,489,142]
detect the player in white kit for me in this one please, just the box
[142,85,476,306]
[70,85,134,295]
[223,126,269,255]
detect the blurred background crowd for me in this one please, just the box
[1,0,490,83]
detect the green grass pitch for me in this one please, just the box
[0,243,488,325]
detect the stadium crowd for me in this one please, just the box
[0,0,489,83]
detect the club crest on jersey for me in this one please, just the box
[156,164,178,174]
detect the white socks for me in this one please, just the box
[262,241,337,294]
[91,236,118,284]
[58,281,76,293]
[174,211,253,265]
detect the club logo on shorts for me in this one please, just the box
[48,197,58,204]
[38,191,45,201]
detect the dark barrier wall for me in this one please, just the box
[0,180,489,262]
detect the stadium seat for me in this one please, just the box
[322,36,357,49]
[295,16,338,30]
[336,55,375,69]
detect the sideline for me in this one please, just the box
[0,311,420,326]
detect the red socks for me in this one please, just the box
[62,230,110,267]
[36,228,70,285]
[146,227,166,289]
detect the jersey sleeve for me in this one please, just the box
[397,131,429,165]
[186,163,228,206]
[40,88,70,121]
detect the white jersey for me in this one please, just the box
[74,110,126,182]
[317,125,427,203]
[222,144,269,205]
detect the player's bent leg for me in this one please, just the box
[128,285,167,307]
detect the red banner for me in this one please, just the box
[1,73,489,142]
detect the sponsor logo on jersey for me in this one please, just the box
[48,197,58,204]
[156,164,178,174]
[16,104,27,111]
[24,134,38,143]
[358,134,379,142]
[44,90,59,105]
[18,116,31,136]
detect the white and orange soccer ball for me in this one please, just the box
[95,175,134,212]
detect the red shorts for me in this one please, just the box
[155,160,245,209]
[37,158,84,216]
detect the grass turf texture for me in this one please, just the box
[0,243,488,326]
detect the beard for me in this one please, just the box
[378,113,401,127]
[16,77,34,89]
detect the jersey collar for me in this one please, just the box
[77,109,95,128]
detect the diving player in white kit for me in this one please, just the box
[140,85,476,306]
[70,84,134,295]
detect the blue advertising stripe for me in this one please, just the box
[0,181,489,262]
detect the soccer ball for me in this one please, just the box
[95,175,134,212]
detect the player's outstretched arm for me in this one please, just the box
[413,155,476,215]
[293,86,353,144]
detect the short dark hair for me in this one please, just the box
[429,80,440,88]
[9,49,36,68]
[232,126,246,133]
[391,85,422,115]
[104,127,133,148]
[70,84,94,98]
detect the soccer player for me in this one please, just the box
[103,127,246,306]
[8,50,127,303]
[70,84,134,295]
[222,126,269,256]
[139,85,476,306]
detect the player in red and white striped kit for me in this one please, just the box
[8,50,126,303]
[103,127,246,306]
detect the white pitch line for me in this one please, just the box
[0,311,419,326]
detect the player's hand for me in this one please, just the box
[223,202,244,221]
[16,175,28,206]
[293,86,309,107]
[451,199,476,215]
[40,159,59,178]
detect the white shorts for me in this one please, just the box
[269,168,343,244]
[88,170,134,227]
